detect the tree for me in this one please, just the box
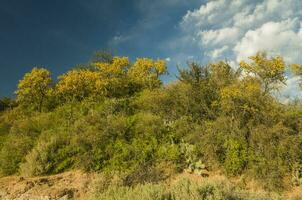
[239,52,286,93]
[94,56,130,97]
[220,77,263,121]
[90,49,114,64]
[178,62,208,87]
[0,97,15,112]
[16,68,52,112]
[128,58,167,90]
[208,61,240,89]
[55,69,102,102]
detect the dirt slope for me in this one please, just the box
[0,171,95,200]
[1,170,302,200]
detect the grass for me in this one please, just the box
[90,173,283,200]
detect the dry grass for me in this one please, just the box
[0,170,96,200]
[1,170,302,200]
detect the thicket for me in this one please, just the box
[0,52,302,192]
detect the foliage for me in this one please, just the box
[19,131,76,176]
[0,97,15,112]
[128,58,167,90]
[239,52,286,93]
[1,52,302,194]
[15,68,52,112]
[56,69,103,102]
[0,134,33,176]
[223,139,248,175]
[91,176,280,200]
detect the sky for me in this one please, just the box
[0,0,302,99]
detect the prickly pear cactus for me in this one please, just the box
[179,141,209,177]
[185,159,209,177]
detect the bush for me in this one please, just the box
[19,131,78,176]
[224,139,248,175]
[9,112,62,138]
[91,177,279,200]
[0,134,33,176]
[248,157,285,191]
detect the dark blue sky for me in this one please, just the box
[0,0,203,97]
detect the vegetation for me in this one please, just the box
[91,175,282,200]
[1,51,302,196]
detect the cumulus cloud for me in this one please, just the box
[180,0,302,98]
[234,19,302,63]
[181,0,302,62]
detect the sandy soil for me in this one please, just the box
[0,170,95,200]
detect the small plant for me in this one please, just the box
[179,142,209,176]
[292,163,302,186]
[185,160,209,177]
[223,139,247,175]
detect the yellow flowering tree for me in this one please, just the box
[55,69,103,102]
[239,52,286,93]
[16,67,52,112]
[55,56,167,103]
[128,58,167,90]
[94,56,130,97]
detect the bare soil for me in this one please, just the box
[0,170,95,200]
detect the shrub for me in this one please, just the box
[248,157,285,191]
[19,131,77,176]
[224,139,248,175]
[91,177,279,200]
[0,134,33,176]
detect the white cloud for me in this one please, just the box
[181,0,302,62]
[234,19,302,63]
[180,0,302,98]
[280,76,302,102]
[208,45,229,59]
[199,27,240,46]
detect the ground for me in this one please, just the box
[1,170,302,200]
[0,171,95,200]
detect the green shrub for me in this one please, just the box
[0,120,10,136]
[91,177,279,200]
[19,131,78,176]
[157,144,182,163]
[224,139,248,175]
[0,134,33,176]
[248,157,284,191]
[103,138,158,173]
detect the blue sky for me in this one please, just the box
[0,0,302,99]
[0,0,202,96]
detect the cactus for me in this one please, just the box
[185,159,209,177]
[179,141,209,177]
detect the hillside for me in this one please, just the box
[1,52,302,199]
